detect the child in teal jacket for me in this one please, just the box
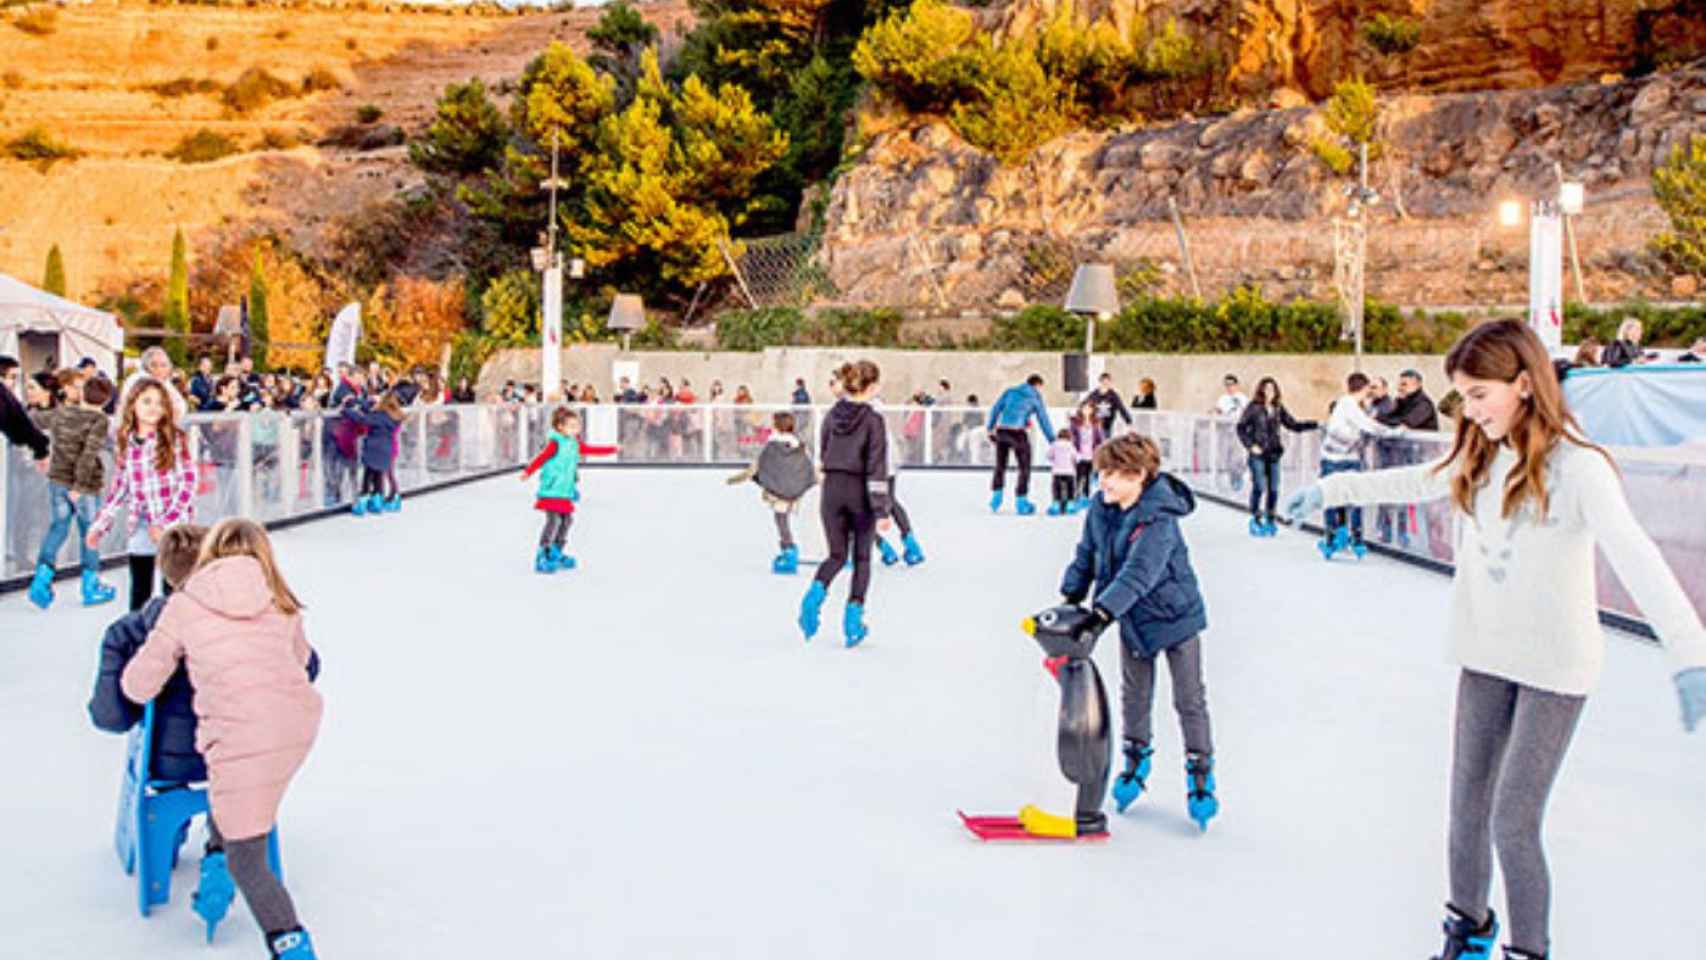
[520,407,618,572]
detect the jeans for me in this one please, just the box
[1319,458,1364,540]
[37,483,101,574]
[1247,456,1281,519]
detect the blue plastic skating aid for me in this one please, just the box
[268,928,318,959]
[1186,753,1218,832]
[901,534,925,566]
[1015,496,1037,516]
[81,569,116,607]
[843,601,869,648]
[27,563,54,610]
[989,490,1004,513]
[878,537,901,566]
[1111,743,1153,813]
[799,581,827,640]
[534,547,554,574]
[191,851,235,943]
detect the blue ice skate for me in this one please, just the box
[268,928,318,959]
[1015,496,1036,516]
[877,537,901,566]
[549,546,577,571]
[1047,501,1063,516]
[1185,752,1218,831]
[843,601,869,648]
[1069,497,1089,514]
[191,850,235,942]
[382,494,402,513]
[772,544,799,575]
[534,547,555,574]
[1248,516,1266,538]
[1318,526,1349,560]
[901,533,925,566]
[1261,517,1279,537]
[989,490,1004,513]
[1349,536,1368,560]
[1111,740,1153,813]
[351,495,370,516]
[798,581,826,640]
[81,569,117,607]
[27,563,54,609]
[1434,905,1499,960]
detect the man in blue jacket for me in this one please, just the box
[986,373,1056,514]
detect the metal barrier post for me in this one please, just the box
[237,416,255,519]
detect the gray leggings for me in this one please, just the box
[208,819,299,935]
[538,512,574,549]
[774,512,793,550]
[1119,635,1213,754]
[1448,669,1585,956]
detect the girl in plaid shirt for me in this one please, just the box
[87,378,199,611]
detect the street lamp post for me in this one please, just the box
[534,132,572,399]
[1064,263,1119,392]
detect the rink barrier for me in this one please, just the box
[5,403,1704,640]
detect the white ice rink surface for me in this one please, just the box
[2,469,1702,959]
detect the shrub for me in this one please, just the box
[165,129,241,164]
[1309,135,1354,175]
[4,126,83,169]
[991,304,1086,351]
[222,67,296,114]
[300,66,340,95]
[1362,14,1422,56]
[715,307,803,351]
[949,42,1081,165]
[10,6,56,36]
[479,268,541,345]
[1325,78,1380,147]
[145,77,222,98]
[851,0,979,114]
[355,104,382,124]
[1563,301,1706,347]
[255,128,299,150]
[1651,133,1706,278]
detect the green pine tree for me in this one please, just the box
[43,244,66,296]
[248,250,270,371]
[164,228,190,368]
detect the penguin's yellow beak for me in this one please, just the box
[1021,617,1037,636]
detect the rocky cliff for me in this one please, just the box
[821,59,1706,309]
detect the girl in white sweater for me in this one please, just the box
[1283,319,1706,960]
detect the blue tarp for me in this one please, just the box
[1563,365,1706,447]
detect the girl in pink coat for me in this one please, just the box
[121,518,323,960]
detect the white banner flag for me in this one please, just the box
[324,302,361,371]
[1528,210,1564,352]
[541,266,562,398]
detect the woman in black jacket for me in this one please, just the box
[1235,377,1317,537]
[798,360,892,648]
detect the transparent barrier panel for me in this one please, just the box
[250,411,289,523]
[189,417,243,524]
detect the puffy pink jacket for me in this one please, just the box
[121,556,323,840]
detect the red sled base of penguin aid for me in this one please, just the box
[957,810,1110,843]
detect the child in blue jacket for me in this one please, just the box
[1059,433,1219,830]
[342,390,406,515]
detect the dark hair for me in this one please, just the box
[1026,374,1044,387]
[1254,376,1281,407]
[1223,374,1239,385]
[551,406,580,432]
[81,375,114,408]
[0,355,18,377]
[1399,369,1422,382]
[158,524,209,589]
[837,360,881,394]
[1346,372,1369,393]
[772,411,796,433]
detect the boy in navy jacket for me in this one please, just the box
[1059,434,1219,830]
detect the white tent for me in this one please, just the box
[0,272,124,378]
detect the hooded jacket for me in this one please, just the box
[121,556,323,840]
[987,383,1056,437]
[818,399,891,517]
[1059,473,1208,657]
[90,596,320,786]
[33,404,109,494]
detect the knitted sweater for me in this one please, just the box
[1318,442,1706,695]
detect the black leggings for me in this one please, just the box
[1075,461,1093,499]
[360,468,398,499]
[887,476,912,538]
[814,472,876,604]
[991,428,1032,496]
[128,555,174,612]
